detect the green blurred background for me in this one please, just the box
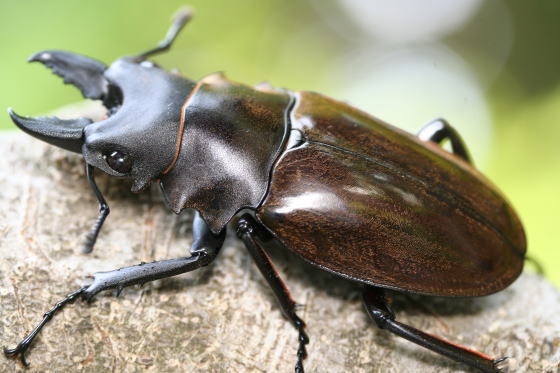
[1,1,558,286]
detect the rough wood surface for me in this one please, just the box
[1,133,559,373]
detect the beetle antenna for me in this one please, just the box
[82,164,110,254]
[134,7,193,62]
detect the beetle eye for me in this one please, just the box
[104,150,132,174]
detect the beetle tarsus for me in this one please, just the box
[295,318,309,372]
[82,164,110,254]
[81,206,109,254]
[135,6,193,62]
[493,357,508,372]
[3,286,87,367]
[4,344,30,367]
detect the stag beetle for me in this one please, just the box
[4,8,525,373]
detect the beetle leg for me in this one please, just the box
[134,7,193,62]
[4,211,225,366]
[362,286,507,373]
[524,255,545,275]
[3,287,87,366]
[417,118,472,164]
[237,214,309,373]
[81,164,110,254]
[82,211,225,300]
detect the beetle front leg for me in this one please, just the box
[4,211,225,366]
[83,211,225,300]
[3,287,87,366]
[363,286,507,373]
[417,118,472,164]
[237,214,309,373]
[81,164,110,254]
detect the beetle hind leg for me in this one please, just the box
[363,286,506,373]
[237,214,309,373]
[417,118,472,164]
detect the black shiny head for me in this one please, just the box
[9,8,195,192]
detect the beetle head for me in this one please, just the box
[9,8,195,192]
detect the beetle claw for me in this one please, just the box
[4,344,30,367]
[493,356,508,372]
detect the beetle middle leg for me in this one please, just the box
[417,118,471,164]
[4,211,225,366]
[237,214,309,373]
[362,286,507,373]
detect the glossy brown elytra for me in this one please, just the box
[4,8,524,373]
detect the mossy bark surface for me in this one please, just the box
[1,133,559,373]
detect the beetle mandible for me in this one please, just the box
[4,8,525,373]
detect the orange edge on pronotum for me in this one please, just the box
[161,80,204,176]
